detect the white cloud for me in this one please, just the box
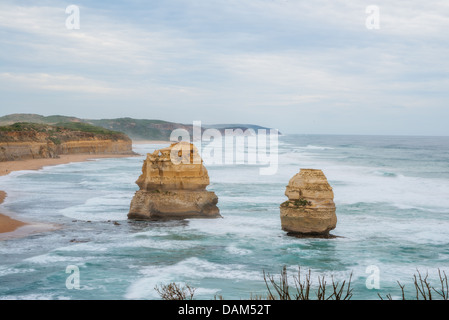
[0,72,126,94]
[0,0,448,134]
[0,3,196,73]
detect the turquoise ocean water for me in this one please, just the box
[1,134,449,299]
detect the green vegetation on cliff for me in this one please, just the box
[88,118,183,141]
[54,122,127,136]
[0,114,78,125]
[0,122,130,143]
[0,113,279,141]
[0,114,192,141]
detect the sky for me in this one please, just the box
[0,0,448,135]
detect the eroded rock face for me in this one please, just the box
[128,142,220,220]
[0,128,133,162]
[280,169,336,237]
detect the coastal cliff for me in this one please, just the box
[128,142,220,220]
[0,123,134,162]
[280,169,337,237]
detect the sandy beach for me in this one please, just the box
[0,191,27,234]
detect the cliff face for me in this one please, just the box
[280,169,337,237]
[0,123,133,161]
[128,142,220,220]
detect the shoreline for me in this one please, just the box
[0,191,27,234]
[0,190,55,240]
[0,152,138,238]
[0,153,138,177]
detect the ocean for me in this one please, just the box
[1,134,449,300]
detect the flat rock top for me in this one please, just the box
[148,141,202,163]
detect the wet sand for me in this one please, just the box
[0,191,27,233]
[0,190,60,240]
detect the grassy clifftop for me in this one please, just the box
[0,114,191,141]
[88,118,192,141]
[0,114,279,141]
[0,122,130,143]
[0,114,79,125]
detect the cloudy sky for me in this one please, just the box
[1,0,448,135]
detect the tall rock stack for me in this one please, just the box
[280,169,337,237]
[128,142,221,220]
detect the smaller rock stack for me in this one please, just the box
[128,142,221,220]
[280,169,337,237]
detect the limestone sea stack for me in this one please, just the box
[128,142,221,220]
[280,169,337,237]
